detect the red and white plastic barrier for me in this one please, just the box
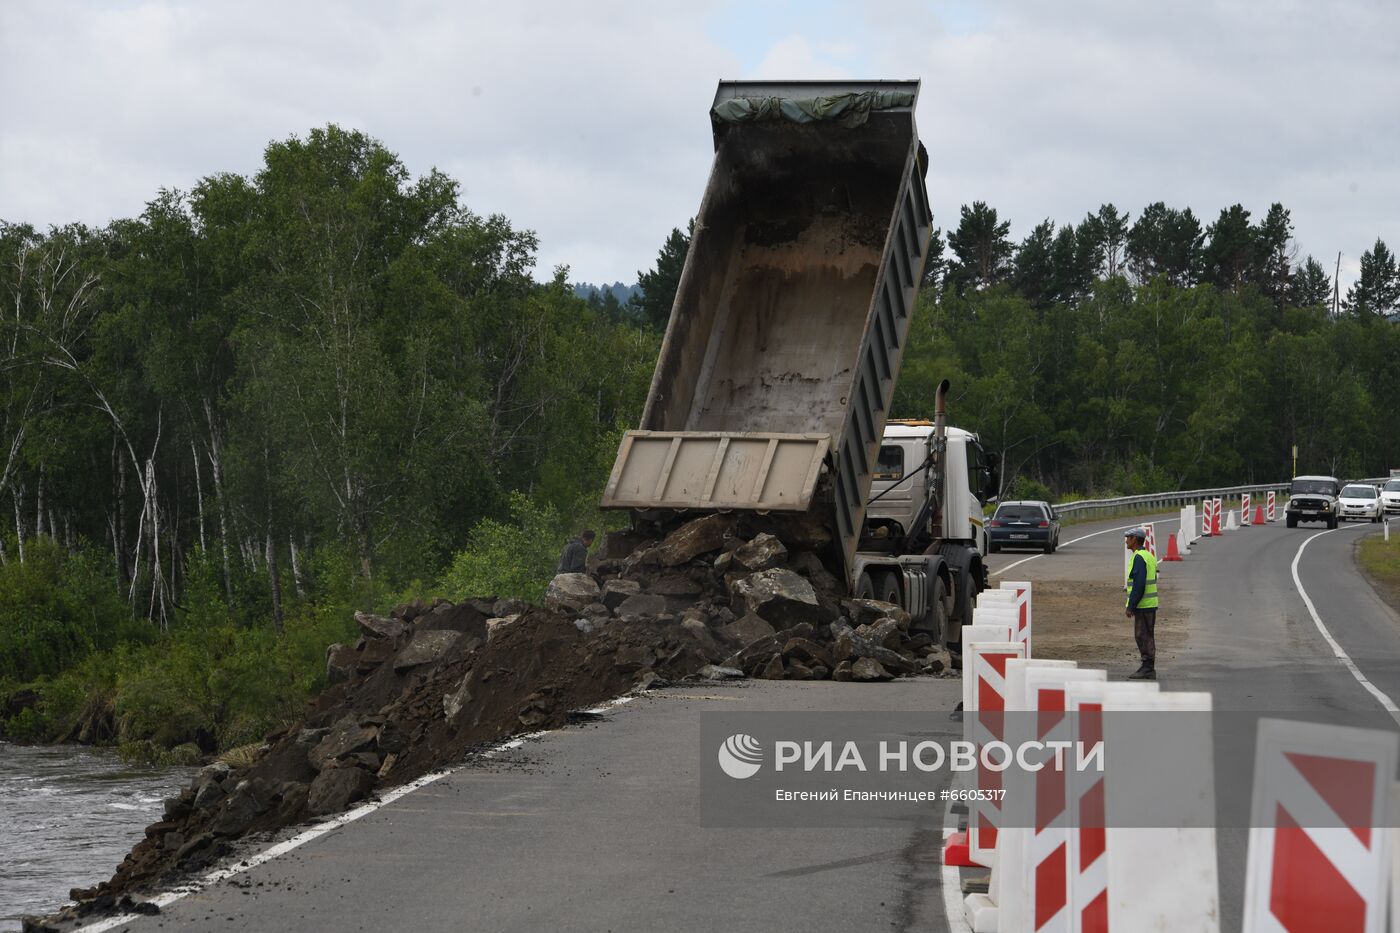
[1242,719,1397,933]
[1242,493,1253,525]
[1103,690,1219,932]
[999,581,1034,656]
[1267,490,1277,522]
[968,652,1075,930]
[965,638,1026,867]
[1065,681,1161,933]
[1013,665,1108,933]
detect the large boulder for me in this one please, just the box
[601,578,642,610]
[733,533,787,572]
[782,637,832,670]
[307,765,376,816]
[655,514,733,567]
[211,778,274,836]
[355,611,406,642]
[730,569,819,629]
[544,573,600,614]
[325,643,357,685]
[842,598,912,631]
[719,613,776,646]
[614,593,668,622]
[414,602,488,639]
[788,551,842,593]
[485,614,522,642]
[308,720,379,771]
[392,629,464,672]
[830,630,917,674]
[851,657,894,682]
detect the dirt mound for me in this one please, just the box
[56,514,946,921]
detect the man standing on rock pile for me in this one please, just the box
[1123,527,1159,680]
[557,529,595,574]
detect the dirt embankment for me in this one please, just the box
[1029,579,1188,666]
[41,512,948,929]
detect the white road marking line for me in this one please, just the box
[940,801,974,933]
[1290,526,1400,719]
[991,518,1182,577]
[71,697,638,932]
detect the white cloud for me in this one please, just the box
[2,0,1397,288]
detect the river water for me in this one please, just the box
[0,742,195,931]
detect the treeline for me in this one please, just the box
[0,127,657,736]
[892,201,1400,499]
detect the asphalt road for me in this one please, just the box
[86,512,1400,933]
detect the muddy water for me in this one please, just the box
[0,742,194,930]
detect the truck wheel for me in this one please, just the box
[1327,515,1338,529]
[855,572,875,600]
[927,575,949,645]
[873,570,901,607]
[1286,514,1297,528]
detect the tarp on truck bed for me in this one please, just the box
[711,90,916,128]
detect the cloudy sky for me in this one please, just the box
[3,1,1396,287]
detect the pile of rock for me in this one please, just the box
[546,514,948,683]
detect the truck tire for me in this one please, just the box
[1286,514,1297,528]
[1327,515,1338,529]
[855,572,876,600]
[872,570,901,607]
[918,571,952,644]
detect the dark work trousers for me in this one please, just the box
[1132,609,1157,665]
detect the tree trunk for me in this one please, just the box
[266,529,284,633]
[203,402,232,601]
[289,535,306,599]
[34,465,45,539]
[13,484,25,563]
[116,447,128,586]
[192,438,206,553]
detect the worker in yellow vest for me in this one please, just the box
[1123,527,1159,680]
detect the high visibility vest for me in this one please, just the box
[1124,548,1159,610]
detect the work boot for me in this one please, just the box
[1129,662,1156,681]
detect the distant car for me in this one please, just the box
[1381,479,1400,516]
[1338,484,1383,523]
[1286,475,1340,528]
[988,500,1061,554]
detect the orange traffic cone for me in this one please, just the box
[1163,532,1183,561]
[1254,505,1266,525]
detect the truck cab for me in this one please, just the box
[854,420,993,642]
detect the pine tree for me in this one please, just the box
[1256,203,1294,312]
[1014,220,1056,308]
[630,221,693,330]
[946,201,1014,295]
[1289,256,1331,310]
[1344,239,1400,317]
[1203,205,1256,293]
[922,227,947,292]
[1128,202,1203,286]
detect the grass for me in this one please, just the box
[1358,526,1400,617]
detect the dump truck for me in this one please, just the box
[601,79,996,646]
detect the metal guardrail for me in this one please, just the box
[1052,477,1393,520]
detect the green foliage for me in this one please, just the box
[631,221,692,329]
[441,492,570,603]
[0,539,146,683]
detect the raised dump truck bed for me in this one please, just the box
[602,79,933,587]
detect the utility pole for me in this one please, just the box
[1334,251,1342,316]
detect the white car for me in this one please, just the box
[1338,483,1383,523]
[1382,479,1400,516]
